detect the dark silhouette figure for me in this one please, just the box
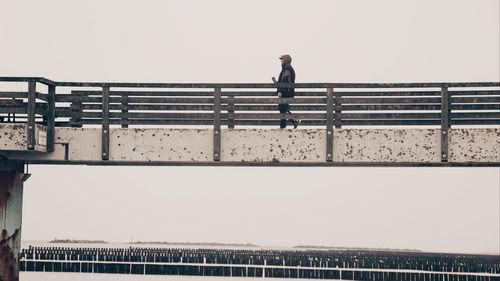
[276,54,299,128]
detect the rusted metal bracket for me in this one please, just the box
[334,90,342,129]
[102,86,110,160]
[441,87,450,162]
[27,81,36,150]
[213,88,221,161]
[121,93,129,128]
[46,85,56,152]
[326,88,334,162]
[70,91,83,127]
[227,94,235,129]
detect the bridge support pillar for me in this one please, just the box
[0,161,25,281]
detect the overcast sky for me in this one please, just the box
[1,0,499,254]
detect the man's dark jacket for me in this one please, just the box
[277,63,295,97]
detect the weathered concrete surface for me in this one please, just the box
[110,128,212,161]
[0,166,24,281]
[222,129,325,162]
[0,124,46,152]
[449,128,500,162]
[0,126,498,164]
[334,129,440,162]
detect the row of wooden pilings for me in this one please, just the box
[19,246,500,281]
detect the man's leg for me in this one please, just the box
[278,103,288,128]
[286,104,300,129]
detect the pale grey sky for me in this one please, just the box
[1,0,499,254]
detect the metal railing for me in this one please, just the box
[0,77,499,162]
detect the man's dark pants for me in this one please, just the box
[278,103,289,128]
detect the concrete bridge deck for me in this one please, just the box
[1,125,499,166]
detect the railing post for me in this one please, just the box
[227,94,235,129]
[326,88,334,162]
[121,93,129,128]
[334,90,342,129]
[213,87,221,161]
[441,87,450,162]
[47,84,56,152]
[27,81,36,150]
[102,86,110,161]
[70,91,83,127]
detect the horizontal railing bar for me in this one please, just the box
[55,117,500,127]
[1,76,499,88]
[107,112,217,119]
[55,119,498,126]
[83,104,216,111]
[56,95,304,103]
[67,118,500,125]
[10,105,500,114]
[337,90,498,97]
[340,97,442,104]
[76,115,447,122]
[111,97,215,103]
[75,97,329,104]
[81,112,328,120]
[340,113,442,119]
[0,77,55,85]
[451,96,500,103]
[74,119,446,126]
[450,90,500,96]
[0,92,27,98]
[0,99,24,106]
[53,94,500,104]
[119,97,217,103]
[80,119,215,125]
[0,106,27,113]
[57,111,499,121]
[451,119,500,125]
[342,105,439,111]
[52,81,500,88]
[336,91,441,97]
[451,104,500,110]
[234,113,326,119]
[69,89,500,97]
[231,105,323,110]
[341,120,441,125]
[451,112,500,119]
[68,103,500,111]
[55,95,74,102]
[96,104,342,111]
[231,97,325,104]
[73,90,216,96]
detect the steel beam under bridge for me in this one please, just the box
[0,125,499,166]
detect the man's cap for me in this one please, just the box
[279,54,292,64]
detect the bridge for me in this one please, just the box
[0,77,499,280]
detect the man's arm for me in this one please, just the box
[277,69,292,98]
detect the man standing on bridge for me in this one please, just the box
[276,54,299,129]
